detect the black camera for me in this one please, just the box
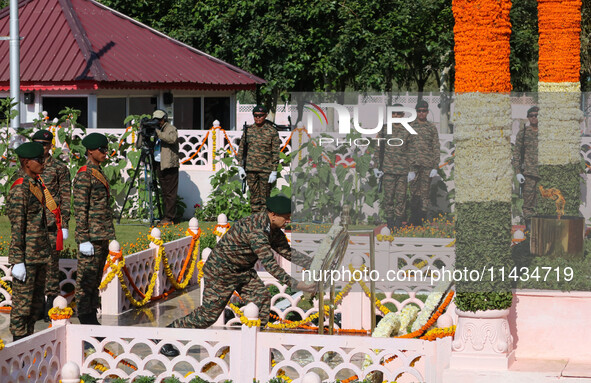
[140,117,161,138]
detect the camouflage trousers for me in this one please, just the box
[522,175,539,220]
[11,263,47,337]
[169,267,270,329]
[75,240,109,316]
[409,167,432,214]
[382,173,408,219]
[44,230,61,297]
[247,171,273,213]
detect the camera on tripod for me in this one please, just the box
[139,117,161,139]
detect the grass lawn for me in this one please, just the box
[0,215,217,258]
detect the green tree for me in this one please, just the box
[509,0,539,92]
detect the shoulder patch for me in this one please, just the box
[77,165,88,174]
[10,178,24,190]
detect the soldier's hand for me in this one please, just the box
[80,241,95,256]
[268,171,277,184]
[407,171,416,182]
[516,173,525,184]
[295,281,317,294]
[429,169,438,178]
[237,166,246,180]
[62,228,69,240]
[373,169,384,179]
[11,263,26,282]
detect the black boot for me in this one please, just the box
[44,295,57,322]
[160,343,180,357]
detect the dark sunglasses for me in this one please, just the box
[528,114,538,118]
[253,113,266,118]
[416,109,428,113]
[30,157,44,164]
[98,147,108,154]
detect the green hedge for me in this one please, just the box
[454,201,514,312]
[536,163,584,216]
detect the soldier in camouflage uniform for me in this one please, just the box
[73,133,115,325]
[512,106,539,229]
[8,142,51,341]
[237,105,281,213]
[31,130,71,321]
[160,195,316,356]
[372,105,413,230]
[408,100,440,226]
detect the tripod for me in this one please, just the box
[118,138,163,226]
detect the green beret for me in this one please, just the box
[266,195,291,214]
[253,105,268,114]
[415,100,429,110]
[32,129,53,142]
[15,142,44,158]
[82,133,108,150]
[527,106,539,115]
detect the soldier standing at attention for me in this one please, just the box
[512,106,539,231]
[31,130,71,322]
[236,105,281,213]
[160,195,316,357]
[73,133,115,325]
[408,100,440,226]
[373,104,413,230]
[8,142,51,341]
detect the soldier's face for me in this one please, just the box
[34,140,51,158]
[26,157,45,175]
[88,147,108,164]
[528,112,538,127]
[253,113,267,126]
[416,108,428,121]
[270,212,291,229]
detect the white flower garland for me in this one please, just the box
[452,93,513,203]
[411,280,453,333]
[538,82,583,166]
[395,305,420,336]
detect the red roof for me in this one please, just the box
[0,0,265,90]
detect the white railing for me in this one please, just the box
[0,320,452,383]
[0,230,198,316]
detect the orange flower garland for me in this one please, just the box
[453,0,512,93]
[538,0,581,83]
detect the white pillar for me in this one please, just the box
[100,240,122,316]
[60,361,80,383]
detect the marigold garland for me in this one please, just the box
[213,223,231,237]
[48,306,73,320]
[0,279,12,295]
[538,0,581,83]
[397,290,455,339]
[0,338,4,350]
[420,325,456,341]
[453,0,512,93]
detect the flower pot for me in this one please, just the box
[449,308,515,370]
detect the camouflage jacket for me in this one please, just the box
[408,120,440,170]
[155,121,179,171]
[372,124,412,175]
[512,123,538,177]
[8,174,51,264]
[40,155,71,229]
[205,212,308,287]
[237,121,280,173]
[73,161,115,243]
